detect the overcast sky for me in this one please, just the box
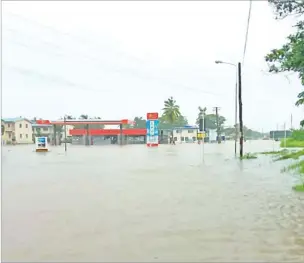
[2,1,303,131]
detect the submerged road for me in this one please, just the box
[2,141,304,262]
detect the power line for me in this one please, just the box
[4,31,226,98]
[242,0,253,66]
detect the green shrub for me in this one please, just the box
[292,184,304,192]
[291,129,304,141]
[280,138,304,148]
[240,153,257,160]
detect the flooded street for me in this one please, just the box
[2,141,304,262]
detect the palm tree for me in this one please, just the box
[300,119,304,128]
[80,114,89,120]
[162,96,181,125]
[162,97,181,144]
[66,115,74,120]
[295,91,304,106]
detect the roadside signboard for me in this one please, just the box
[197,132,206,139]
[146,112,159,147]
[35,136,49,152]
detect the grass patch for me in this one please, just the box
[280,138,304,148]
[279,155,304,192]
[275,149,304,161]
[292,184,304,192]
[240,153,257,160]
[259,149,288,155]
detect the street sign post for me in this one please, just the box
[146,112,159,147]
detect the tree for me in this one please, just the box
[79,114,89,120]
[296,91,304,106]
[162,96,182,125]
[159,114,188,129]
[195,107,226,133]
[133,117,146,128]
[205,114,226,130]
[66,115,75,120]
[1,124,4,136]
[265,1,304,103]
[77,115,104,129]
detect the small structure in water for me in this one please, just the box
[35,137,48,152]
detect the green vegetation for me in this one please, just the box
[195,106,226,130]
[260,149,288,155]
[119,98,264,136]
[275,149,304,161]
[280,138,304,148]
[240,153,257,160]
[267,148,304,192]
[266,0,304,127]
[280,130,304,148]
[161,96,182,125]
[283,158,304,192]
[292,184,304,192]
[266,1,304,85]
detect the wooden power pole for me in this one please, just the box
[238,62,244,158]
[213,107,221,144]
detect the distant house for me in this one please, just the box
[2,117,33,144]
[32,121,74,143]
[32,122,54,142]
[171,126,199,143]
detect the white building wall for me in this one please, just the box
[14,120,33,144]
[172,128,198,143]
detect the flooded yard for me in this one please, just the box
[2,141,304,262]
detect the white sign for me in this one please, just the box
[35,137,49,152]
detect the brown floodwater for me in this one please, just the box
[2,141,304,262]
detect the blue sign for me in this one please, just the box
[146,120,159,136]
[37,137,46,148]
[38,137,46,143]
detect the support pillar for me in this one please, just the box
[85,124,89,146]
[53,124,57,145]
[120,124,123,146]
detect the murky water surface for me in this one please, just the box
[2,141,304,262]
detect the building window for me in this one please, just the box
[185,137,189,142]
[19,124,22,128]
[26,124,28,128]
[192,136,197,141]
[20,134,22,139]
[43,127,48,131]
[181,136,185,141]
[175,130,180,133]
[8,124,10,128]
[188,130,194,133]
[8,133,11,138]
[174,137,177,141]
[26,134,28,139]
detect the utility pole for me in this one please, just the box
[199,114,205,162]
[213,107,221,144]
[238,62,244,158]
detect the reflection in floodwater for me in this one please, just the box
[2,141,304,262]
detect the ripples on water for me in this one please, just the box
[2,141,304,262]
